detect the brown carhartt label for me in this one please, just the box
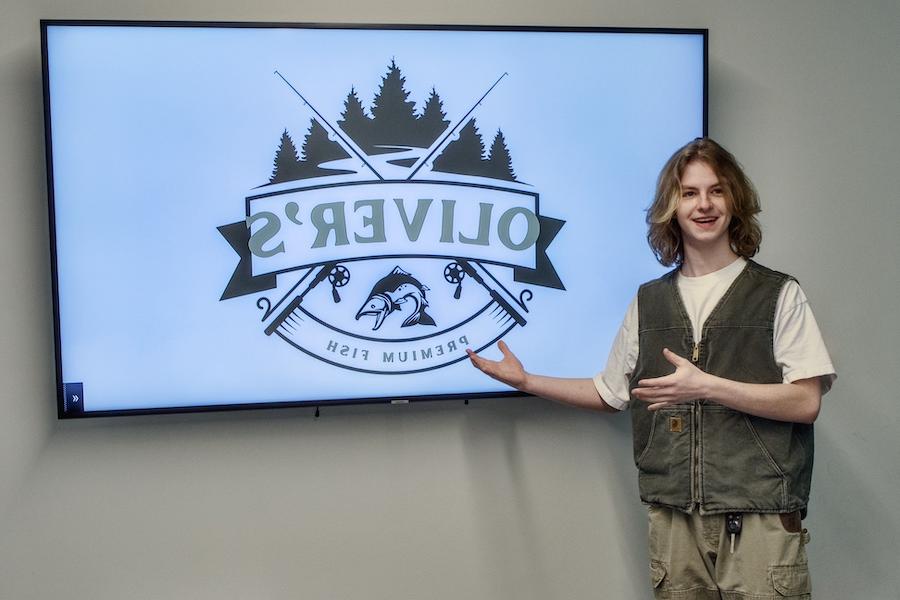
[669,415,683,433]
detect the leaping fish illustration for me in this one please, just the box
[355,267,437,330]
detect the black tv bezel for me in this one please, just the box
[41,20,709,419]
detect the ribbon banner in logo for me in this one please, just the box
[221,180,564,300]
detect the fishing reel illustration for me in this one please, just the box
[444,262,466,299]
[328,265,350,303]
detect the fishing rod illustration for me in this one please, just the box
[274,70,384,180]
[450,258,527,327]
[406,72,509,180]
[264,261,345,336]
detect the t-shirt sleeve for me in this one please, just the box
[593,296,639,410]
[774,280,836,393]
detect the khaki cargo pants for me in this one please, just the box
[648,506,812,599]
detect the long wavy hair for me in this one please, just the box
[646,138,762,267]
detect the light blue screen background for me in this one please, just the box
[46,25,704,412]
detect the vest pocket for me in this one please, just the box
[636,409,692,473]
[636,408,693,507]
[634,410,659,467]
[743,415,787,477]
[701,407,786,510]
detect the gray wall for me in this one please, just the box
[1,1,898,598]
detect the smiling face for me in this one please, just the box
[648,138,762,268]
[675,160,734,255]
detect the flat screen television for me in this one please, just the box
[42,21,707,417]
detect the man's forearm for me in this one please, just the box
[702,376,821,424]
[522,375,618,413]
[633,349,822,424]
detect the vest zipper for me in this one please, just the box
[692,340,701,510]
[693,399,702,509]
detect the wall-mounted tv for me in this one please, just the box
[42,21,707,417]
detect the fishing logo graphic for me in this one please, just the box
[219,61,565,374]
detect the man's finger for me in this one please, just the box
[634,388,669,400]
[662,347,688,366]
[638,374,674,387]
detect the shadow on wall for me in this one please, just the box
[807,426,899,598]
[461,396,647,598]
[0,35,60,519]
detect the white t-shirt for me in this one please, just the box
[593,258,836,411]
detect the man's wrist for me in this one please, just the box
[701,372,722,401]
[520,372,535,395]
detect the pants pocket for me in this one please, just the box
[650,559,667,589]
[770,563,811,598]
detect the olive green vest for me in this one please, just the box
[629,260,814,515]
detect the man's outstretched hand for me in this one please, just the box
[632,348,709,410]
[468,340,616,412]
[466,340,528,391]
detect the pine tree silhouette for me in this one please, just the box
[369,59,418,151]
[338,87,374,154]
[432,119,489,177]
[267,122,354,185]
[416,87,450,148]
[485,130,517,181]
[266,64,517,184]
[295,120,352,180]
[300,120,349,164]
[270,129,302,183]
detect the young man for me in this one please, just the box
[467,138,834,599]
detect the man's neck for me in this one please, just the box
[681,243,741,277]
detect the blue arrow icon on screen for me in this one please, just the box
[63,382,84,414]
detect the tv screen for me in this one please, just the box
[42,21,707,417]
